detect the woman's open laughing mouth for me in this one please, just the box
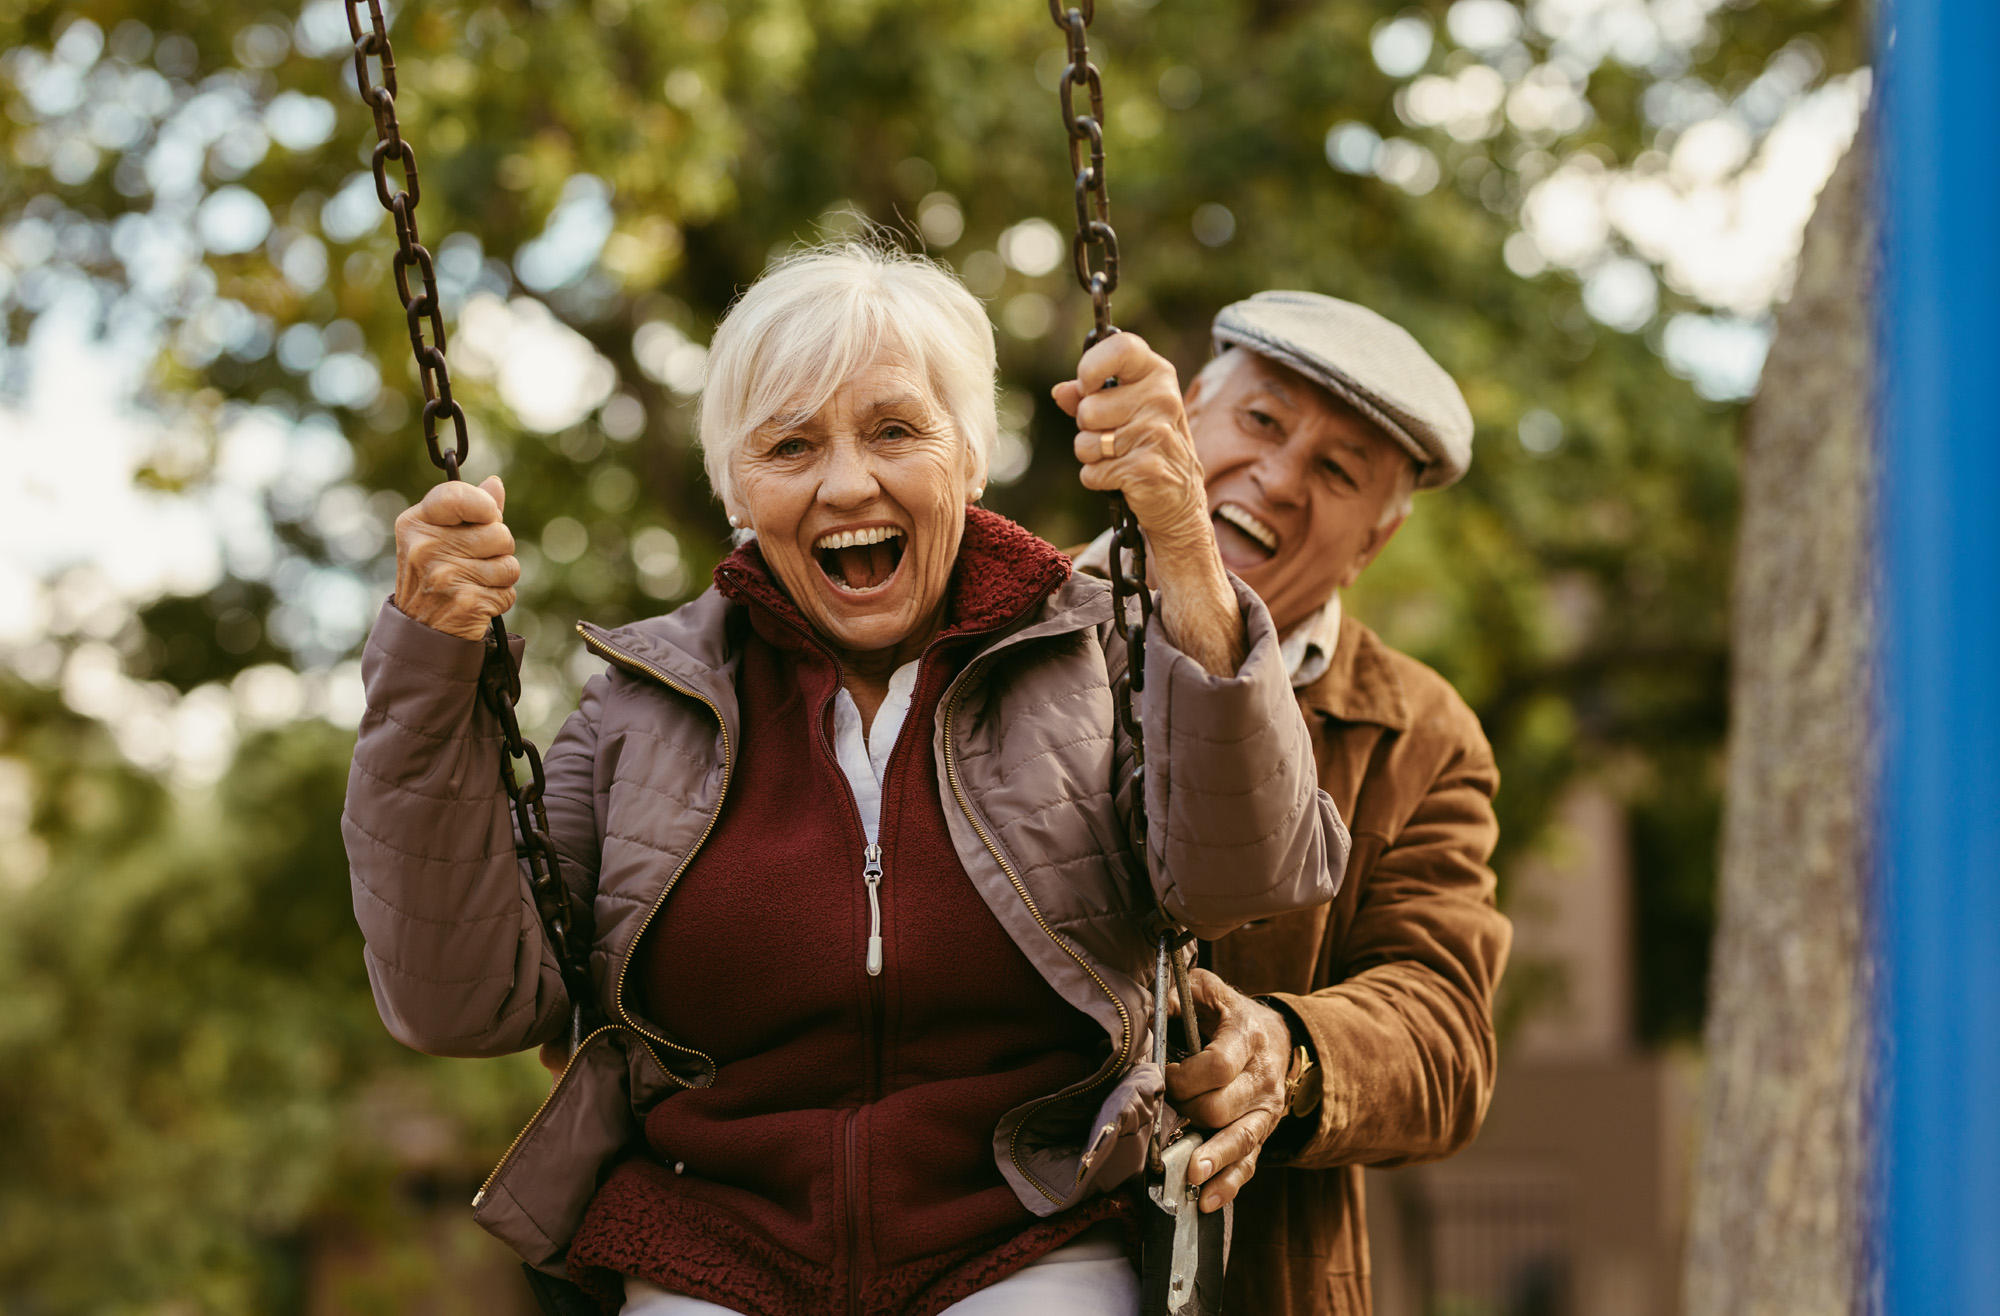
[813,524,907,594]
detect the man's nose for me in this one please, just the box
[1252,439,1313,507]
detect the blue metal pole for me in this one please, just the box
[1879,0,2000,1309]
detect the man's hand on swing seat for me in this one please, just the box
[1166,967,1299,1213]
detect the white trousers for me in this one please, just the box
[617,1226,1138,1316]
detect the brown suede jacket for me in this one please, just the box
[1218,613,1511,1316]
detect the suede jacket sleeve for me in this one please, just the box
[340,599,606,1059]
[1268,702,1509,1169]
[1129,573,1349,932]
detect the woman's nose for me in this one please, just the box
[817,437,880,506]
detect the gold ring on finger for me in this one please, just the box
[1100,434,1117,460]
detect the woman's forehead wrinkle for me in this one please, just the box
[861,390,935,417]
[756,406,823,439]
[755,382,941,444]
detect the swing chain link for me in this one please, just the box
[342,0,598,1033]
[343,0,466,479]
[1048,0,1119,350]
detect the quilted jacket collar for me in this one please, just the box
[578,509,1104,701]
[711,506,1074,646]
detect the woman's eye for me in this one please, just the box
[879,423,910,441]
[773,437,809,457]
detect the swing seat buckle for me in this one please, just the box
[1141,1129,1231,1315]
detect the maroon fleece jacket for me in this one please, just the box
[567,513,1133,1315]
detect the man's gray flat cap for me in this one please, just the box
[1211,291,1474,489]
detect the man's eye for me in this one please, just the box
[1248,409,1278,430]
[1319,459,1354,486]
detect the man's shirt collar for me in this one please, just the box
[1279,595,1343,691]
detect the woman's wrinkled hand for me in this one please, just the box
[1166,967,1296,1213]
[1054,333,1211,557]
[1055,333,1246,677]
[393,475,521,641]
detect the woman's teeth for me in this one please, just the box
[813,525,904,551]
[1215,503,1279,554]
[814,526,906,592]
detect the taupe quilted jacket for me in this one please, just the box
[343,555,1348,1273]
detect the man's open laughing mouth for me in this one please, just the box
[814,524,907,594]
[1213,501,1280,571]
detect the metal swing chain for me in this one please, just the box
[342,0,597,1042]
[1048,18,1224,1313]
[1045,0,1203,1072]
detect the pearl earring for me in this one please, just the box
[971,486,984,501]
[727,514,742,528]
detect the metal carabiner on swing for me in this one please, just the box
[1138,927,1231,1315]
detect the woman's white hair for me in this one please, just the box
[697,242,997,509]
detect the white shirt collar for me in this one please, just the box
[830,662,921,847]
[1279,595,1343,690]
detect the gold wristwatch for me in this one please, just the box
[1283,1043,1322,1119]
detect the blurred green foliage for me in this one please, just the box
[0,677,548,1309]
[0,0,1862,1307]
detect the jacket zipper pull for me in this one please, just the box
[863,843,884,977]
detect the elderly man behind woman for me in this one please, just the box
[343,245,1347,1315]
[1066,293,1513,1316]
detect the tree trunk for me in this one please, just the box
[1681,129,1877,1316]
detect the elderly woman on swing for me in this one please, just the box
[343,244,1346,1316]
